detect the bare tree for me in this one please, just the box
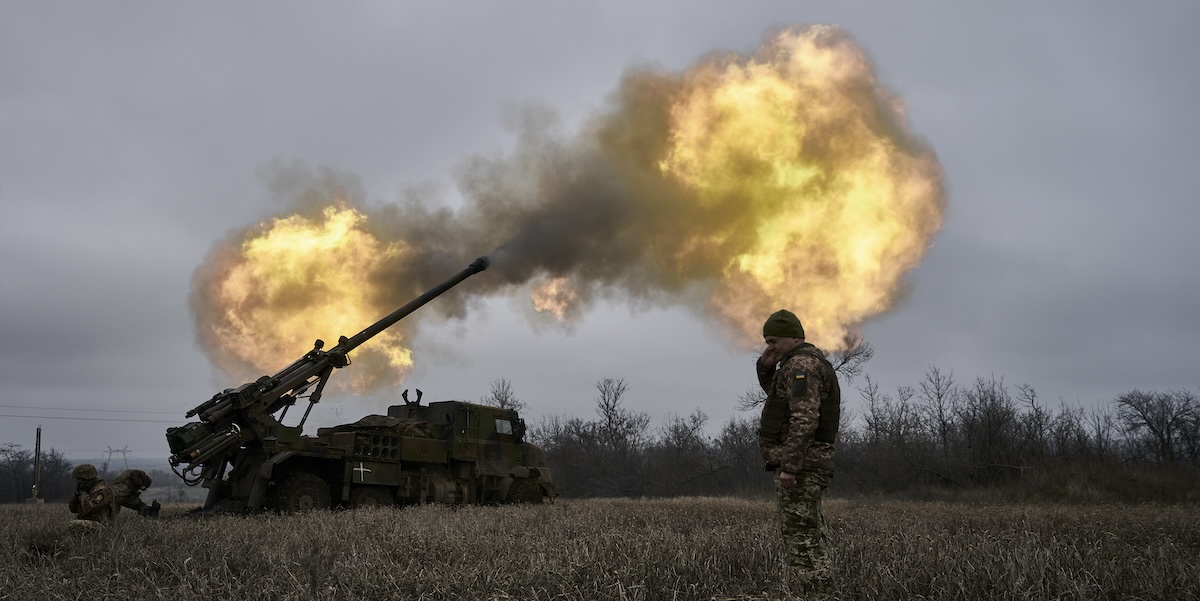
[1048,402,1091,458]
[734,386,767,411]
[917,365,959,466]
[1087,406,1118,458]
[659,410,710,454]
[595,378,649,451]
[957,376,1021,483]
[828,335,874,382]
[1179,390,1200,463]
[1116,389,1196,464]
[649,410,722,494]
[855,376,927,489]
[480,377,526,412]
[528,414,603,496]
[1016,384,1050,460]
[0,444,33,503]
[596,377,630,416]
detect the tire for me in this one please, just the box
[350,485,393,508]
[272,472,331,512]
[506,478,544,504]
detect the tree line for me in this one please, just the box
[4,356,1196,504]
[519,361,1200,502]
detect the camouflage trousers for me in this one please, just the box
[776,470,832,593]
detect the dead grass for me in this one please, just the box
[1,498,1197,600]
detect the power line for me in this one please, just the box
[4,412,346,427]
[0,412,177,422]
[0,404,180,415]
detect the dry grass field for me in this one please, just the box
[3,497,1197,600]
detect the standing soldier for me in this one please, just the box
[69,464,115,524]
[756,310,841,594]
[110,469,161,517]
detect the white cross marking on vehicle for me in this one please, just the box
[353,462,372,482]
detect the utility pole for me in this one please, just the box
[27,425,44,504]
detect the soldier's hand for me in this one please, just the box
[759,347,782,368]
[778,471,798,489]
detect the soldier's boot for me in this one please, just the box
[139,500,161,518]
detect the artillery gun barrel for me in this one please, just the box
[338,256,490,353]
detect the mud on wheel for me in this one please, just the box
[506,477,545,504]
[271,472,332,512]
[350,485,393,508]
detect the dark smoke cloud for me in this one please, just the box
[422,68,749,315]
[333,68,716,320]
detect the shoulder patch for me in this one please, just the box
[791,372,808,397]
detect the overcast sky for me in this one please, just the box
[3,2,1197,465]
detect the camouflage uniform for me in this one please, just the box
[758,342,841,593]
[69,464,116,524]
[110,469,158,515]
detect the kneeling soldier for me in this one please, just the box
[69,464,115,524]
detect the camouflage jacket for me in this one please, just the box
[757,342,841,475]
[69,479,116,522]
[110,470,150,512]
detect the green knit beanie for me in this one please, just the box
[763,310,805,339]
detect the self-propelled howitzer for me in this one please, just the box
[165,256,556,512]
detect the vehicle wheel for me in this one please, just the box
[272,472,331,512]
[506,478,544,504]
[350,485,393,508]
